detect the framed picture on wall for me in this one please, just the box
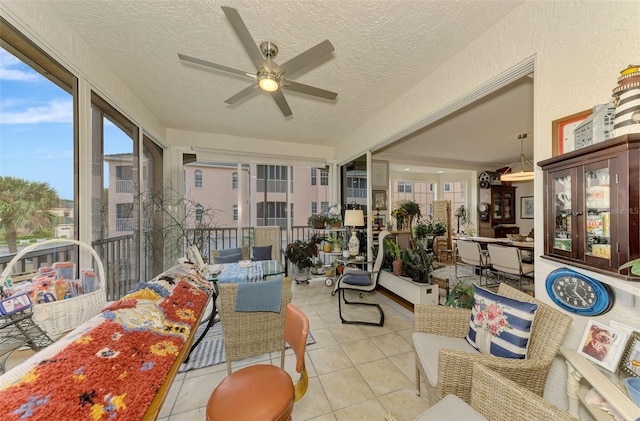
[371,160,389,188]
[619,331,640,377]
[552,109,592,156]
[373,189,388,210]
[521,196,534,219]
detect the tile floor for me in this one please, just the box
[157,278,431,420]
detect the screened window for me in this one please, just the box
[442,181,467,221]
[232,204,238,222]
[320,168,329,186]
[311,201,317,214]
[195,204,203,223]
[232,171,238,189]
[195,170,203,188]
[257,165,288,192]
[257,201,288,227]
[392,180,435,220]
[311,168,317,186]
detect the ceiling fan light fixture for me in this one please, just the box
[258,73,280,93]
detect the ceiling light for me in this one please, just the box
[501,133,534,182]
[258,73,280,93]
[403,168,411,171]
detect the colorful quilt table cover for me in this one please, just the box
[0,263,211,420]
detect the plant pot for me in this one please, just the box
[292,265,310,281]
[313,222,325,229]
[323,243,332,253]
[392,260,403,276]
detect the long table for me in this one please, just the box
[455,236,534,251]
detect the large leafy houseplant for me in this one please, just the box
[444,279,475,308]
[401,244,436,283]
[307,214,327,229]
[285,235,322,269]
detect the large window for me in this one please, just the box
[443,181,467,219]
[0,18,77,256]
[392,180,435,220]
[257,165,288,193]
[194,170,203,188]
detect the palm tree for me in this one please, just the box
[0,176,58,253]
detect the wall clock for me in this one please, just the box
[545,268,614,316]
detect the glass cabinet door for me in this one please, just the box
[492,191,502,220]
[551,170,573,254]
[503,191,513,220]
[583,160,615,264]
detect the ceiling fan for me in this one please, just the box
[178,6,338,117]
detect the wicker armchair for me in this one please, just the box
[395,363,576,420]
[217,277,293,375]
[414,283,572,405]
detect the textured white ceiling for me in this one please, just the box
[43,0,530,167]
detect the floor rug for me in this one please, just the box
[179,319,315,372]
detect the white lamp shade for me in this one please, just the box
[344,210,365,227]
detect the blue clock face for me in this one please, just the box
[545,268,613,316]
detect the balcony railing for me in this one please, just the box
[0,226,316,302]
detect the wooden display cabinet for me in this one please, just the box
[538,133,640,279]
[478,185,517,237]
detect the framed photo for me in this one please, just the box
[619,331,640,377]
[372,189,388,210]
[371,160,389,188]
[578,320,629,372]
[552,109,592,156]
[521,196,534,219]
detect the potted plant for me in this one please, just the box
[328,232,343,252]
[384,237,402,276]
[444,279,475,308]
[307,214,327,229]
[285,237,320,281]
[326,215,342,228]
[399,200,422,230]
[431,221,447,236]
[412,220,434,249]
[401,245,436,283]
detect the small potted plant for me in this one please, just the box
[401,245,436,283]
[444,279,475,308]
[399,200,422,230]
[384,237,402,276]
[328,232,343,253]
[326,215,342,228]
[285,237,320,281]
[307,214,327,229]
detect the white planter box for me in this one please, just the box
[378,271,438,305]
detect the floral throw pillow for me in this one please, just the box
[465,284,539,359]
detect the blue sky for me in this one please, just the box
[0,47,130,201]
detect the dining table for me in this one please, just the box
[455,236,534,251]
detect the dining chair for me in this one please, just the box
[332,230,390,326]
[206,301,309,421]
[486,244,534,291]
[455,240,491,285]
[216,277,293,375]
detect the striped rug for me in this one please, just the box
[179,320,315,372]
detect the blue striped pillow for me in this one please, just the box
[465,284,539,359]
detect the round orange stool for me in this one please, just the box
[206,364,294,421]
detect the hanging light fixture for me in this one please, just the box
[501,134,534,182]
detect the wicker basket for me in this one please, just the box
[0,239,106,337]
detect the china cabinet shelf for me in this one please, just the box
[478,185,517,238]
[539,133,640,284]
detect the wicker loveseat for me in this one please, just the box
[413,283,572,405]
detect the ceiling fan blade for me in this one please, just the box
[221,6,265,70]
[284,80,337,100]
[272,91,292,117]
[278,39,334,77]
[178,53,255,79]
[224,84,259,104]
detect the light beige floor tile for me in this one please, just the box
[306,413,337,421]
[329,323,367,343]
[318,311,343,327]
[307,313,327,330]
[291,376,333,420]
[306,327,337,349]
[388,350,417,383]
[357,358,413,396]
[319,367,375,410]
[157,377,183,419]
[168,406,206,420]
[308,344,353,375]
[171,370,224,414]
[313,301,339,315]
[378,388,430,421]
[396,327,415,345]
[333,398,387,421]
[339,337,386,366]
[370,331,413,356]
[384,312,413,331]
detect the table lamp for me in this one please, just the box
[344,209,365,256]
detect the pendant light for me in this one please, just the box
[501,134,534,182]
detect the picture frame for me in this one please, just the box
[552,109,592,156]
[371,160,389,188]
[577,320,629,372]
[372,189,388,210]
[521,196,534,219]
[619,331,640,377]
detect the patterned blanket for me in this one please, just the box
[0,263,211,420]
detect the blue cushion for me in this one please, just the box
[342,270,372,286]
[218,247,242,257]
[251,245,272,261]
[235,278,282,312]
[216,253,242,264]
[465,284,538,359]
